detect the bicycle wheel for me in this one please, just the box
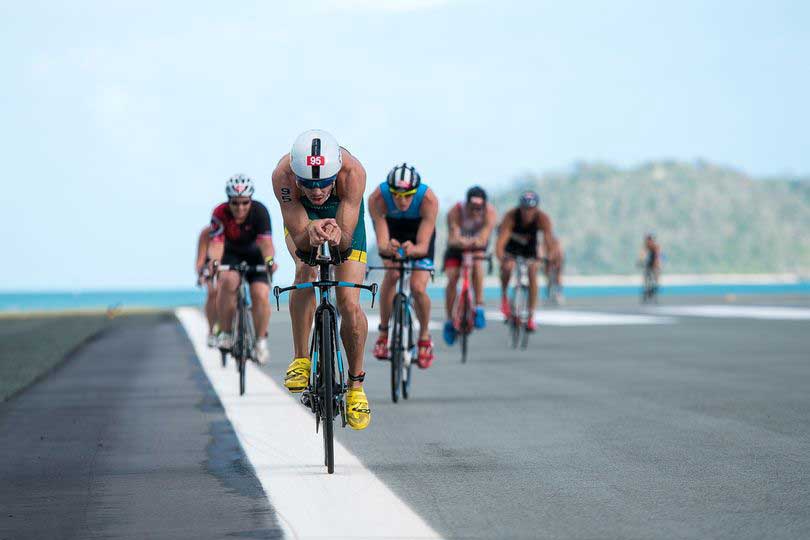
[520,285,530,349]
[509,286,520,349]
[238,306,249,396]
[402,303,413,400]
[390,295,404,403]
[220,349,227,367]
[320,309,335,474]
[459,292,469,364]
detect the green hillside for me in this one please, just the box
[370,161,810,274]
[507,161,810,274]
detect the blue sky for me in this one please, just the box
[2,0,808,290]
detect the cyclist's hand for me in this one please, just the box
[323,222,342,246]
[306,219,336,247]
[386,239,401,256]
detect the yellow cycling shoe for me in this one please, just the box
[345,386,371,430]
[284,357,311,393]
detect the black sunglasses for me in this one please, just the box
[229,199,251,207]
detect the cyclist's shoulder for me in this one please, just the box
[250,199,271,214]
[212,202,229,218]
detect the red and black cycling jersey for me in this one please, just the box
[210,200,272,258]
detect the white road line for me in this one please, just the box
[647,305,810,320]
[366,314,443,331]
[176,308,443,540]
[485,310,675,326]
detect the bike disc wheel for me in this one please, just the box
[320,309,335,474]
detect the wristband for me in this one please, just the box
[264,256,274,266]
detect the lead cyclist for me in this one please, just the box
[271,129,371,431]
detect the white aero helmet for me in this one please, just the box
[290,129,342,188]
[225,173,255,197]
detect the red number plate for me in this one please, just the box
[306,155,325,166]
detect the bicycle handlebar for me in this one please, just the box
[272,281,379,311]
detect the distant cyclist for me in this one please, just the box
[195,224,218,347]
[369,163,439,368]
[442,186,498,345]
[207,174,276,365]
[496,191,560,331]
[639,232,661,292]
[271,130,371,430]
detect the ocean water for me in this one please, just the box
[1,283,809,313]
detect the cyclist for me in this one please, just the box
[207,174,276,365]
[442,186,498,345]
[496,191,560,331]
[368,163,439,368]
[271,129,371,431]
[639,232,661,284]
[195,224,218,347]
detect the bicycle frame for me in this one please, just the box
[450,249,491,363]
[273,242,377,474]
[368,253,433,402]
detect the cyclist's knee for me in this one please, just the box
[219,272,240,292]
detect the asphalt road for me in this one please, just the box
[2,295,809,539]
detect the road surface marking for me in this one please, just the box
[648,305,810,320]
[176,307,442,540]
[485,310,675,326]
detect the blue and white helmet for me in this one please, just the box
[225,174,255,197]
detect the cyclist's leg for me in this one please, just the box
[379,264,399,328]
[410,268,431,341]
[205,279,218,334]
[335,260,369,387]
[248,280,270,338]
[527,260,540,315]
[471,259,487,328]
[444,266,460,320]
[500,256,515,315]
[216,271,240,333]
[285,234,317,359]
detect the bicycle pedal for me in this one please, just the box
[300,391,313,409]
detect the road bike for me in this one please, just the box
[450,248,492,363]
[273,243,377,474]
[641,265,659,304]
[367,250,434,403]
[506,256,533,349]
[215,261,268,396]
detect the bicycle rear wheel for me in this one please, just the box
[520,285,530,349]
[320,309,336,474]
[390,295,404,403]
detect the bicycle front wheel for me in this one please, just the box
[320,309,336,474]
[390,295,404,403]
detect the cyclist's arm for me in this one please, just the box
[334,151,366,253]
[413,188,438,256]
[473,203,497,249]
[538,211,559,262]
[495,211,514,260]
[272,154,317,251]
[368,188,392,254]
[207,210,225,265]
[254,202,275,263]
[195,226,211,273]
[446,205,463,247]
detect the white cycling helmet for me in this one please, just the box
[290,129,342,188]
[225,174,255,197]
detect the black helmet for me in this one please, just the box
[466,185,487,204]
[386,163,421,193]
[519,191,540,208]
